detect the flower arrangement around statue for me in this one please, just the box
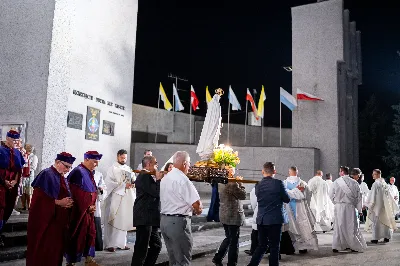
[212,144,240,169]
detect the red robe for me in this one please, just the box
[65,164,97,263]
[26,167,71,266]
[0,143,24,230]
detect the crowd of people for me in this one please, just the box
[1,129,400,266]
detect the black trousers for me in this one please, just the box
[213,224,240,266]
[131,226,162,266]
[248,224,282,266]
[94,217,103,251]
[249,229,258,253]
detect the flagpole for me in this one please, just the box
[155,93,160,143]
[280,102,282,147]
[227,102,230,144]
[261,117,264,146]
[172,79,177,144]
[189,92,192,144]
[244,100,248,145]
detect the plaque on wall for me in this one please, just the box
[102,120,115,136]
[67,111,83,130]
[85,106,100,141]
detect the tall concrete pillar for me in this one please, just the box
[292,0,361,177]
[0,0,138,174]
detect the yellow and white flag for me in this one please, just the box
[257,85,266,118]
[159,82,172,111]
[206,86,212,104]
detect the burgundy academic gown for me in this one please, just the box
[0,143,24,230]
[65,164,97,263]
[26,166,71,266]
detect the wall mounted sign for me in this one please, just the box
[85,106,100,141]
[102,120,115,136]
[72,89,126,112]
[67,111,83,130]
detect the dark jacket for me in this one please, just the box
[132,173,160,226]
[256,176,290,225]
[219,182,247,226]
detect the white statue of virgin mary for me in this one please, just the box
[196,89,223,160]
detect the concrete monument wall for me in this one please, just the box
[131,142,320,193]
[0,0,138,175]
[132,104,292,147]
[0,1,56,170]
[291,0,361,177]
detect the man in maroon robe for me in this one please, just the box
[65,151,102,266]
[26,152,76,266]
[0,130,25,247]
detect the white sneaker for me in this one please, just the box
[11,209,20,216]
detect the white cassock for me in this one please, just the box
[93,171,107,218]
[103,162,136,249]
[325,179,335,220]
[250,187,258,231]
[308,176,333,232]
[388,184,399,214]
[365,178,399,240]
[360,182,370,206]
[329,176,367,251]
[284,176,318,251]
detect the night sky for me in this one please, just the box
[133,0,400,128]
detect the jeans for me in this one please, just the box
[213,224,240,266]
[248,224,282,266]
[131,226,162,266]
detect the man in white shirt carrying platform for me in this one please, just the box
[160,151,203,266]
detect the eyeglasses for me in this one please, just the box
[61,162,72,169]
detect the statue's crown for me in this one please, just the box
[215,88,224,96]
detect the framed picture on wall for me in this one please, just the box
[102,120,115,136]
[85,106,100,141]
[67,111,83,130]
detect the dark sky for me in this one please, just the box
[133,0,400,128]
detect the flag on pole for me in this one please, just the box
[228,86,241,111]
[280,87,297,111]
[173,84,184,111]
[191,85,199,111]
[206,86,212,104]
[246,88,259,120]
[257,85,266,118]
[159,82,172,111]
[296,88,324,101]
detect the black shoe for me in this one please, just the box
[351,249,358,252]
[0,237,4,248]
[299,249,308,254]
[212,258,223,266]
[244,250,253,256]
[332,249,339,253]
[384,238,390,243]
[371,240,378,244]
[323,231,326,233]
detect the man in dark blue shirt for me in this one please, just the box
[248,162,290,266]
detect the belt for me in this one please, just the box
[162,214,190,218]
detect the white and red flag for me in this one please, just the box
[246,88,259,119]
[296,89,324,101]
[191,85,200,111]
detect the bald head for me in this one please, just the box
[173,151,190,174]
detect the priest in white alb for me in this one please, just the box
[103,149,136,252]
[308,170,333,232]
[329,166,367,252]
[365,169,399,244]
[284,166,318,253]
[388,177,399,219]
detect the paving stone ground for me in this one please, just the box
[2,222,400,265]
